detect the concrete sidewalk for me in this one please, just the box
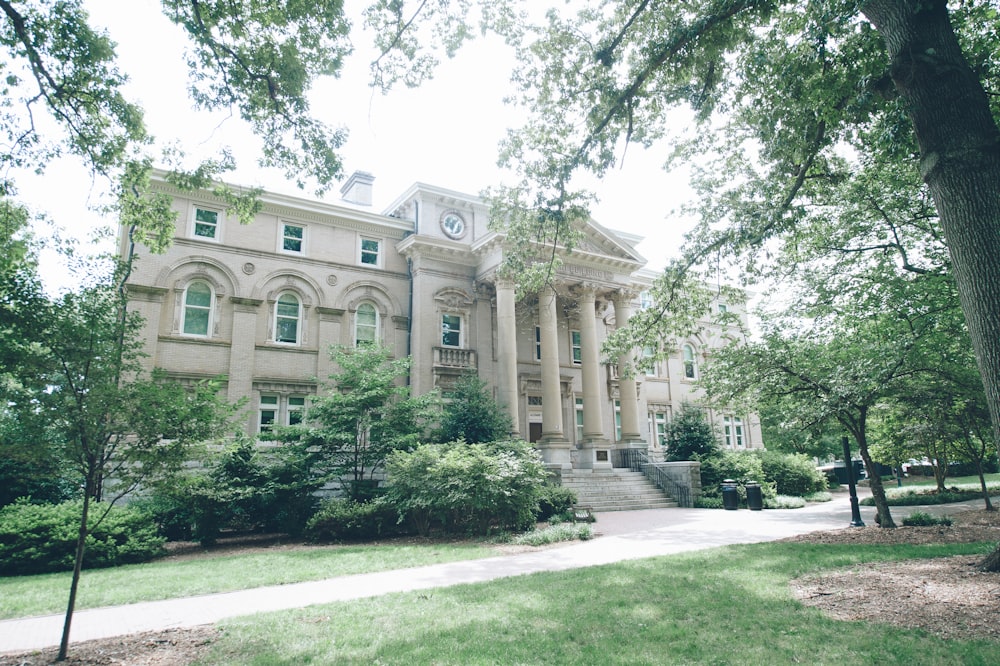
[0,494,972,654]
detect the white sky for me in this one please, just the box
[21,1,699,292]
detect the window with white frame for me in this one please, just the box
[682,344,698,379]
[642,346,657,376]
[274,293,301,344]
[613,399,622,441]
[639,290,654,310]
[717,303,728,314]
[259,395,279,434]
[192,207,220,240]
[441,313,462,347]
[181,280,213,336]
[287,396,306,425]
[723,415,745,449]
[535,326,542,361]
[259,395,307,434]
[282,223,305,253]
[648,411,669,448]
[359,238,380,266]
[355,302,379,346]
[570,330,582,365]
[575,397,585,441]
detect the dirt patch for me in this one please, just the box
[787,509,1000,643]
[4,511,999,664]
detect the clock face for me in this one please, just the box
[441,212,466,239]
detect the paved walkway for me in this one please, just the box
[0,494,980,654]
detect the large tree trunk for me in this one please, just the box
[854,425,896,528]
[862,0,1000,568]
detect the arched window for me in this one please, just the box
[682,344,698,379]
[182,280,213,336]
[274,292,301,344]
[355,302,379,346]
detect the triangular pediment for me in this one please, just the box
[571,218,646,266]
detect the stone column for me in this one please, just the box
[613,290,643,444]
[496,279,520,435]
[539,284,563,439]
[538,285,570,467]
[228,297,262,428]
[577,285,610,469]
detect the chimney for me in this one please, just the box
[340,171,375,206]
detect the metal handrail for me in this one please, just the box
[614,448,692,508]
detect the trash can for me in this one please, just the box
[745,482,763,511]
[721,479,739,510]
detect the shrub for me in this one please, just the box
[902,511,953,527]
[304,498,404,542]
[664,404,721,461]
[804,491,834,503]
[699,450,776,502]
[763,495,806,509]
[386,439,548,536]
[509,523,592,546]
[536,485,577,522]
[0,500,165,576]
[694,496,724,509]
[754,450,827,497]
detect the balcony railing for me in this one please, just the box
[433,347,477,369]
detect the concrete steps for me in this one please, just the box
[561,469,678,512]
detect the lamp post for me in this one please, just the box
[842,436,865,527]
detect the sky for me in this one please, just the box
[21,1,700,291]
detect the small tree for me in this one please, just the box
[664,404,721,462]
[279,345,438,501]
[436,372,513,444]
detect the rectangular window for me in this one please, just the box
[718,303,728,313]
[570,330,582,365]
[360,238,380,266]
[643,346,657,376]
[535,326,542,361]
[639,290,653,310]
[575,397,585,441]
[649,411,668,448]
[613,399,622,441]
[287,396,306,426]
[259,395,279,434]
[282,223,304,253]
[193,207,219,240]
[723,416,745,449]
[442,314,462,347]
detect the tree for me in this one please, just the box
[436,372,513,444]
[664,403,720,462]
[278,345,438,501]
[0,214,235,658]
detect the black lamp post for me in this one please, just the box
[842,436,865,527]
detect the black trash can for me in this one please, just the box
[721,479,739,510]
[746,482,763,511]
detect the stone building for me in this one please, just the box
[122,172,762,503]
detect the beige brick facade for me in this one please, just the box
[123,173,763,468]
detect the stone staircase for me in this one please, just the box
[560,468,678,512]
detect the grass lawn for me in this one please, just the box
[196,540,998,665]
[902,473,1000,488]
[0,541,497,620]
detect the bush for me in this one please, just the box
[386,439,548,536]
[804,491,834,503]
[694,496,724,509]
[509,523,592,546]
[0,500,165,576]
[902,511,953,527]
[763,495,806,509]
[304,498,404,542]
[699,450,776,502]
[754,451,827,497]
[536,485,577,522]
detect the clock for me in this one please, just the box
[440,212,466,240]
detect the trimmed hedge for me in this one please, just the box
[303,498,406,542]
[0,500,165,576]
